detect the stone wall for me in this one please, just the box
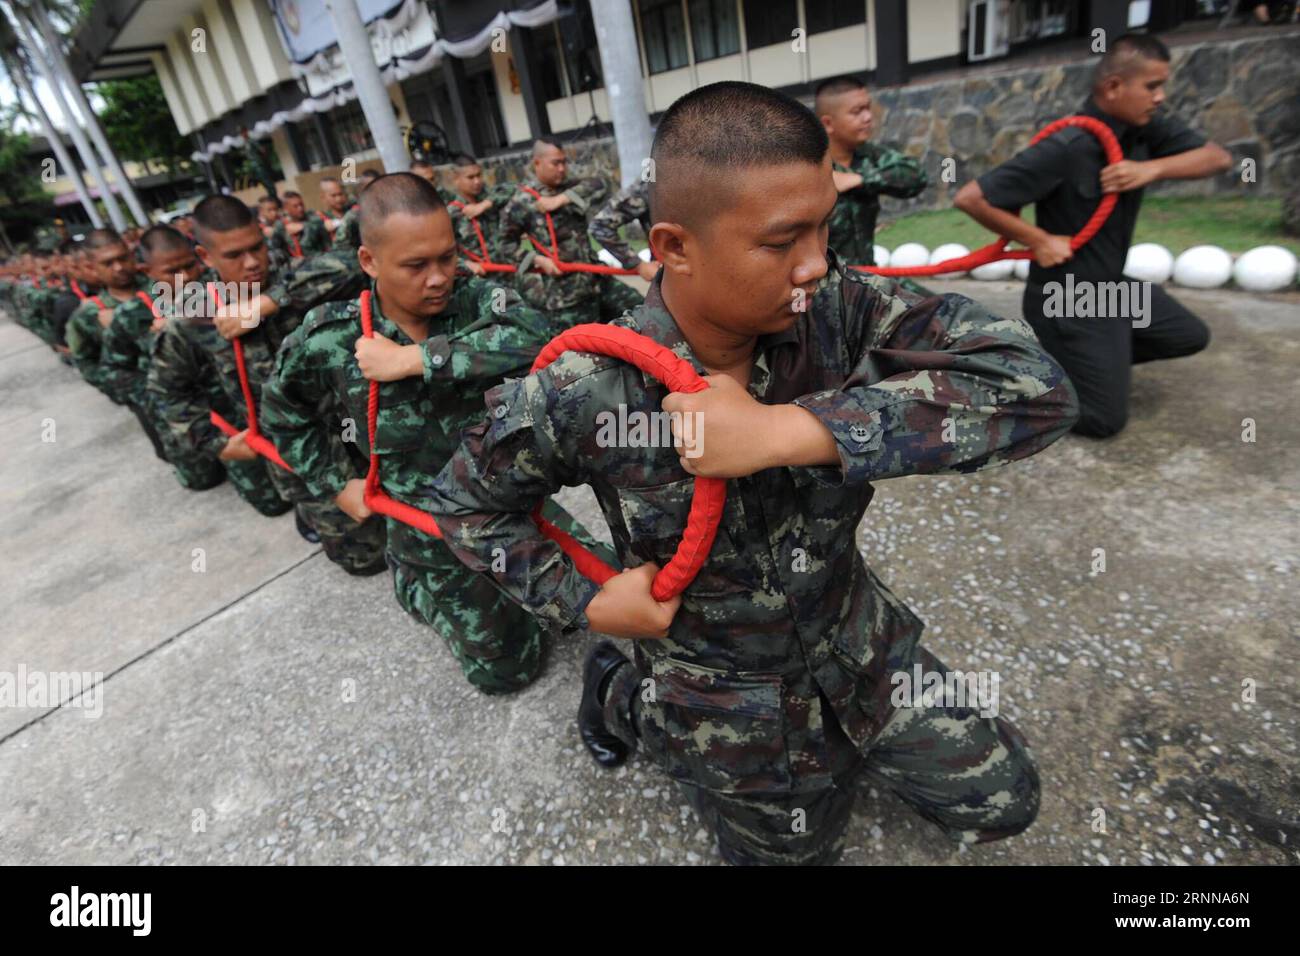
[457,32,1299,217]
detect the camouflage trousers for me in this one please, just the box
[604,644,1041,866]
[224,457,292,516]
[265,462,387,574]
[390,498,618,694]
[128,389,228,492]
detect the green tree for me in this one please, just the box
[95,74,192,174]
[0,105,44,206]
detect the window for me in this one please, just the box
[688,0,740,61]
[556,1,604,93]
[331,100,376,158]
[640,0,690,73]
[537,27,569,102]
[742,0,797,49]
[804,0,866,34]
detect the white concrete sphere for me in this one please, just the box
[970,259,1015,280]
[889,242,929,268]
[1123,242,1175,283]
[1232,245,1298,292]
[1172,245,1233,289]
[873,244,891,267]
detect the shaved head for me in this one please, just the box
[650,81,828,233]
[1093,33,1170,91]
[813,74,866,116]
[139,225,193,258]
[532,139,562,160]
[358,172,447,248]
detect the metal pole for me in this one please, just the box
[4,51,105,228]
[8,8,129,232]
[27,0,149,225]
[589,0,653,188]
[323,0,409,172]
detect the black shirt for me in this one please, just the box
[977,97,1205,285]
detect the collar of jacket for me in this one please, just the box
[366,277,462,343]
[626,268,803,392]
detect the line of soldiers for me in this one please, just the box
[5,72,1102,866]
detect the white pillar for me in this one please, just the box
[590,0,653,188]
[8,10,129,232]
[27,0,150,225]
[323,0,409,173]
[5,52,104,228]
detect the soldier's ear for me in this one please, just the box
[649,222,691,277]
[357,244,380,281]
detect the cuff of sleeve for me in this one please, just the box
[791,390,896,487]
[535,573,602,635]
[562,188,589,214]
[421,335,452,380]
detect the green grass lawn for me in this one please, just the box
[876,196,1300,257]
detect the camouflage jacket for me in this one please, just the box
[423,254,1077,795]
[829,142,927,266]
[260,276,552,566]
[588,179,650,270]
[146,254,364,458]
[66,285,144,397]
[299,210,340,257]
[497,175,611,311]
[101,289,162,405]
[331,206,360,254]
[447,184,514,263]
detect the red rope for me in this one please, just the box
[855,115,1123,277]
[517,185,639,276]
[204,282,294,472]
[357,290,723,600]
[447,199,517,274]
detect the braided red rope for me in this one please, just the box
[357,290,724,600]
[204,282,294,472]
[447,199,517,274]
[857,115,1123,277]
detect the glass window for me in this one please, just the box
[640,0,691,74]
[804,0,866,35]
[742,0,797,49]
[537,27,569,101]
[331,100,375,158]
[557,1,604,92]
[688,0,740,62]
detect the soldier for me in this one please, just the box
[280,191,309,258]
[258,194,293,265]
[329,172,375,254]
[496,139,643,329]
[103,225,225,488]
[588,178,660,283]
[955,34,1228,439]
[423,82,1079,866]
[298,177,349,256]
[814,75,927,269]
[444,153,512,275]
[186,194,385,571]
[65,230,145,403]
[262,173,608,692]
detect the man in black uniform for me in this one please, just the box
[955,34,1231,438]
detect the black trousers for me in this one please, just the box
[1022,281,1210,438]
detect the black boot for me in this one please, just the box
[295,509,321,543]
[579,641,631,769]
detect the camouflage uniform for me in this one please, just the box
[105,288,226,488]
[447,184,513,264]
[330,205,361,253]
[298,211,339,257]
[829,142,927,267]
[424,254,1079,864]
[588,179,651,270]
[262,277,609,691]
[66,286,143,401]
[269,220,300,260]
[497,176,644,330]
[147,255,383,555]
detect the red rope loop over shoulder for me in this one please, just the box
[357,292,723,601]
[857,115,1124,277]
